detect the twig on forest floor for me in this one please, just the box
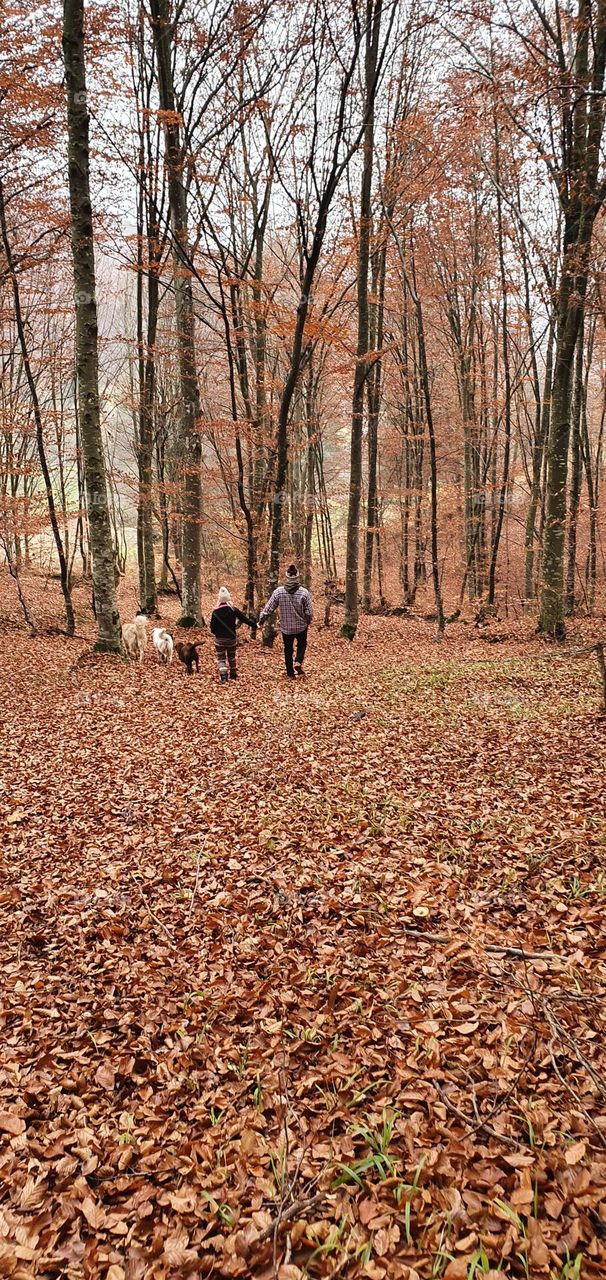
[498,971,606,1148]
[187,835,206,921]
[257,1191,330,1244]
[400,925,558,961]
[282,1232,292,1266]
[540,1000,606,1099]
[547,1041,606,1148]
[327,1250,359,1280]
[544,986,606,1001]
[272,1073,292,1278]
[135,882,176,947]
[513,969,606,1100]
[459,1032,538,1130]
[433,1081,520,1149]
[271,1071,310,1276]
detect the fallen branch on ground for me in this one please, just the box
[400,925,558,961]
[256,1191,331,1244]
[134,881,176,947]
[433,1081,520,1149]
[186,835,206,921]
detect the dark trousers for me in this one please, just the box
[283,628,308,676]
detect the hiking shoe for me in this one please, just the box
[229,670,238,680]
[295,663,304,677]
[220,671,228,684]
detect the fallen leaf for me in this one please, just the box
[95,1061,115,1091]
[444,1258,475,1279]
[527,1217,550,1268]
[7,808,26,825]
[80,1198,106,1230]
[565,1140,586,1166]
[0,1113,25,1135]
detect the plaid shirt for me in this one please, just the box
[259,585,313,634]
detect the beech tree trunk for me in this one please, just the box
[565,319,584,616]
[62,0,122,652]
[135,233,159,616]
[342,0,383,640]
[524,326,553,603]
[538,1,606,637]
[487,111,512,608]
[412,266,444,637]
[582,379,603,612]
[134,26,162,618]
[539,249,591,637]
[149,0,202,626]
[363,243,386,611]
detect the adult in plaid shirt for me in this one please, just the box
[259,564,313,678]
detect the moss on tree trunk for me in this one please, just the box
[62,0,122,653]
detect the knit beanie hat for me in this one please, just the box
[284,563,300,593]
[217,586,233,606]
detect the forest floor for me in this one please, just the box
[1,570,606,1280]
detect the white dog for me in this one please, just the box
[152,626,173,665]
[122,612,148,662]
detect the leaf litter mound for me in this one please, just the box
[1,575,606,1278]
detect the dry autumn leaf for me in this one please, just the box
[94,1061,115,1091]
[0,1114,25,1136]
[6,808,26,825]
[80,1198,106,1231]
[565,1140,587,1166]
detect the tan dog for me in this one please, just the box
[122,613,148,662]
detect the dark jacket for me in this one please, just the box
[210,603,253,642]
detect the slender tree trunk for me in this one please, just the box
[303,365,316,589]
[0,537,37,635]
[62,0,121,651]
[135,192,159,615]
[524,325,553,602]
[539,252,590,637]
[155,419,181,598]
[565,319,584,615]
[400,437,410,602]
[362,243,386,612]
[220,280,257,612]
[316,445,336,580]
[410,259,444,636]
[342,0,383,640]
[0,178,75,636]
[487,119,512,608]
[149,0,202,626]
[582,386,603,612]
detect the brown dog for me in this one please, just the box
[174,641,201,674]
